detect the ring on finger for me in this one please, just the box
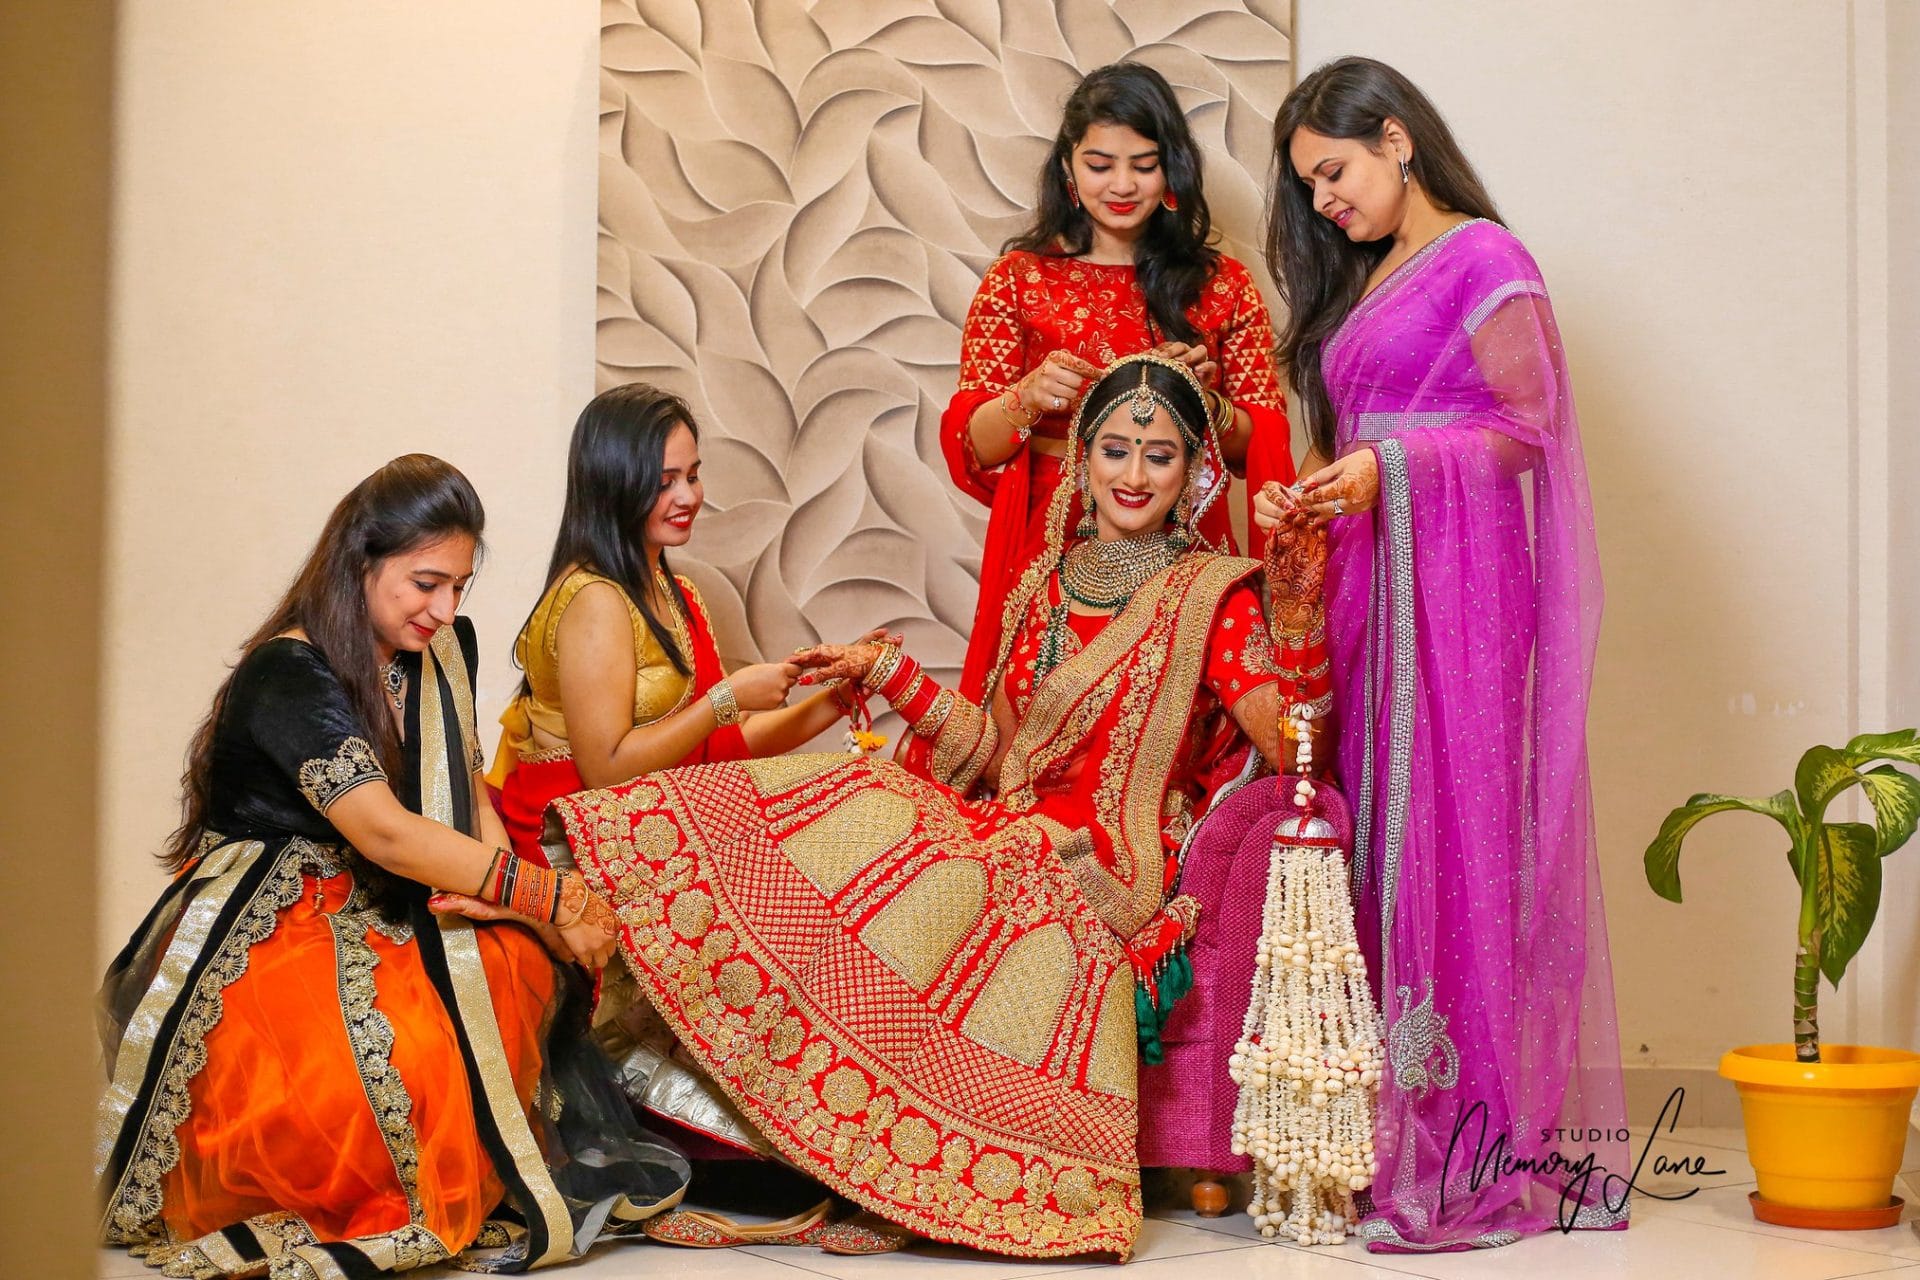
[1332,498,1345,515]
[1052,396,1063,409]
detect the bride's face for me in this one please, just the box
[1086,404,1189,541]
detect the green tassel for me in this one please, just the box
[1133,948,1194,1066]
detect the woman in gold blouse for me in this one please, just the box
[488,383,860,861]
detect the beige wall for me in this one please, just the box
[1296,0,1915,1072]
[98,0,1913,1110]
[101,1,603,953]
[595,0,1292,679]
[1880,0,1919,1057]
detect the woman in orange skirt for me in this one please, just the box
[98,456,687,1277]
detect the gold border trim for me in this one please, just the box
[434,917,575,1267]
[100,840,309,1241]
[429,623,483,780]
[417,641,454,829]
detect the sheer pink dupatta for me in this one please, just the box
[1321,221,1627,1251]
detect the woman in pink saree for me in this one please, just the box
[1257,57,1628,1251]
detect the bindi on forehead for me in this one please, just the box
[1097,430,1181,448]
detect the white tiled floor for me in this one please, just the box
[99,1125,1920,1279]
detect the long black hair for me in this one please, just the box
[1267,56,1503,455]
[1007,61,1218,344]
[521,383,698,687]
[163,455,485,870]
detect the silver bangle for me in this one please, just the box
[707,679,741,727]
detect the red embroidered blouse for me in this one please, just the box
[939,251,1294,697]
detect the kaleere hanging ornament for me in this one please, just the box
[1228,490,1383,1244]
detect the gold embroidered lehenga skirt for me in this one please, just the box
[549,753,1143,1259]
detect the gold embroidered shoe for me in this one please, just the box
[640,1200,910,1255]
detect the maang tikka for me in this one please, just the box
[1128,364,1157,426]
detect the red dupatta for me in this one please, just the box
[993,553,1261,941]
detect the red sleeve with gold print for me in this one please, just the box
[1202,580,1278,709]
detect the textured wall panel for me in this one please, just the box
[597,0,1292,678]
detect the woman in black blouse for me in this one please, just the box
[98,455,687,1277]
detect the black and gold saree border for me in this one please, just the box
[97,837,324,1242]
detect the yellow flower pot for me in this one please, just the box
[1719,1043,1920,1223]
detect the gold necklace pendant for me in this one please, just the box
[1059,533,1178,610]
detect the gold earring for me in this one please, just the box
[1170,491,1193,552]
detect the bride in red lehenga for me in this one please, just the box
[548,354,1303,1259]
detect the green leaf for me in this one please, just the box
[1813,822,1882,986]
[1842,728,1920,766]
[1644,791,1798,902]
[1858,765,1920,856]
[1795,745,1863,821]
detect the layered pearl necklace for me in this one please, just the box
[1228,703,1384,1245]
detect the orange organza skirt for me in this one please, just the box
[160,866,554,1250]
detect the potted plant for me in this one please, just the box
[1645,728,1920,1229]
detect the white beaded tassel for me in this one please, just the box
[1228,705,1383,1244]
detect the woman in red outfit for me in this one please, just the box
[941,61,1293,698]
[550,355,1303,1260]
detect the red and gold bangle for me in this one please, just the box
[859,644,946,725]
[898,674,945,726]
[893,669,927,715]
[477,847,562,922]
[1276,629,1331,704]
[910,687,956,737]
[874,651,922,705]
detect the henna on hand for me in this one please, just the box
[1051,349,1103,378]
[1265,521,1329,636]
[580,892,618,934]
[793,641,883,685]
[555,870,589,926]
[427,892,515,922]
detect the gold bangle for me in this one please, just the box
[1208,390,1235,438]
[707,679,741,727]
[864,643,905,694]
